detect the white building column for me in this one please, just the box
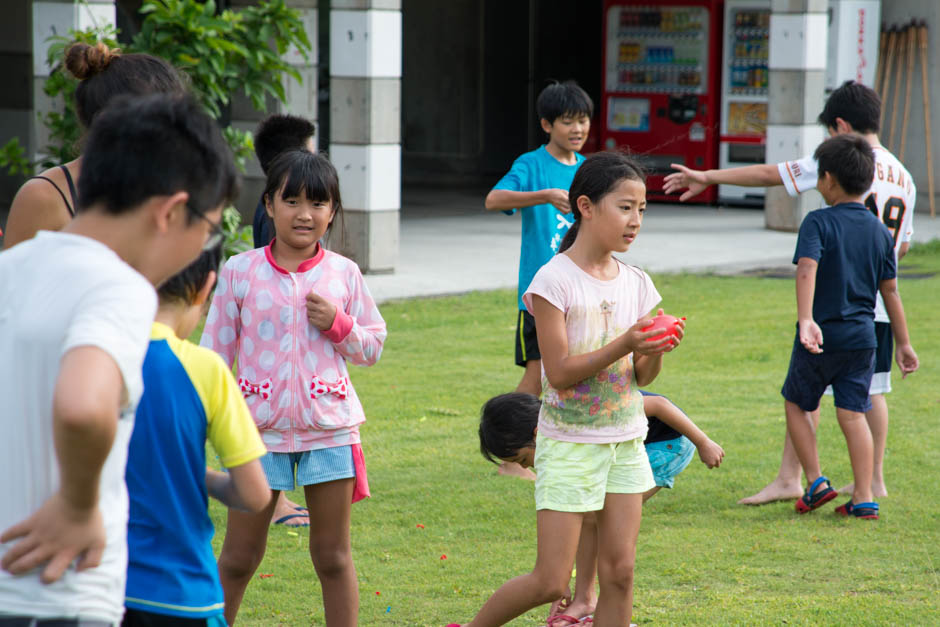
[329,0,401,273]
[229,0,318,219]
[31,0,116,163]
[764,0,827,231]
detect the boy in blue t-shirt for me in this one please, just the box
[485,81,593,402]
[123,246,270,626]
[783,134,918,521]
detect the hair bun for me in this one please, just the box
[65,42,122,80]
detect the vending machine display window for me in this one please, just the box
[601,1,723,202]
[608,97,651,132]
[718,0,771,204]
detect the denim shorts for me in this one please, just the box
[781,338,875,413]
[259,446,355,492]
[645,436,695,489]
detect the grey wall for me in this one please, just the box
[879,1,940,215]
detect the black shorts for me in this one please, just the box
[781,337,875,413]
[122,610,213,627]
[514,309,540,367]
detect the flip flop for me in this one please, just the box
[273,513,309,527]
[547,615,583,627]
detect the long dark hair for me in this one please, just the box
[558,151,646,253]
[65,42,187,129]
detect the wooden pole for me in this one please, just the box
[888,25,908,151]
[918,21,935,217]
[875,25,888,96]
[899,21,917,160]
[880,27,898,131]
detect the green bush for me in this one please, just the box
[3,0,312,258]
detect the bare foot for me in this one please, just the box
[497,462,536,481]
[835,482,888,498]
[270,493,308,527]
[737,479,803,505]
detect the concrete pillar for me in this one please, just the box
[229,0,319,220]
[329,0,401,273]
[764,0,827,231]
[31,0,116,164]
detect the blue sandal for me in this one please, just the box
[795,476,838,513]
[835,500,879,519]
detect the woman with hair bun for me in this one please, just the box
[3,41,187,249]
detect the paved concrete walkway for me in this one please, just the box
[363,187,940,303]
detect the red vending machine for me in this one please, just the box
[601,1,724,202]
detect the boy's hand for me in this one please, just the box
[798,319,823,354]
[895,343,919,378]
[306,291,337,331]
[0,492,105,584]
[696,438,725,468]
[543,189,571,214]
[663,164,709,202]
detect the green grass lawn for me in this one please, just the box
[210,240,940,626]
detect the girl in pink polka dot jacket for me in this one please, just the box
[200,149,386,625]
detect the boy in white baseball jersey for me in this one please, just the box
[663,81,914,504]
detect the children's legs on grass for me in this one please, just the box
[593,492,643,627]
[840,394,889,497]
[550,514,599,624]
[304,478,358,627]
[516,358,541,396]
[466,510,582,627]
[834,407,874,505]
[218,489,280,624]
[784,401,823,490]
[738,410,817,505]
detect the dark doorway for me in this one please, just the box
[402,0,603,188]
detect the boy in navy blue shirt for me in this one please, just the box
[485,81,593,401]
[783,134,918,520]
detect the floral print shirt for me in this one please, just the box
[524,254,660,443]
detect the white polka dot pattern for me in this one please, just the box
[199,247,385,453]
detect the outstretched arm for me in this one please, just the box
[0,346,123,583]
[643,395,723,468]
[662,163,783,202]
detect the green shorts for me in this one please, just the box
[534,433,655,512]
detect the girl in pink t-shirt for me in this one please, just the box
[201,150,386,625]
[448,152,683,627]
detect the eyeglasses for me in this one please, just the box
[187,205,224,250]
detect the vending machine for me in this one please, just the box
[600,0,724,202]
[718,0,770,204]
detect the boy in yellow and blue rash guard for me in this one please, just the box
[123,245,270,627]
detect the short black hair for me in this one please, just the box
[157,242,222,305]
[479,393,541,464]
[77,93,240,219]
[814,133,874,196]
[254,114,316,174]
[817,80,881,134]
[536,81,594,124]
